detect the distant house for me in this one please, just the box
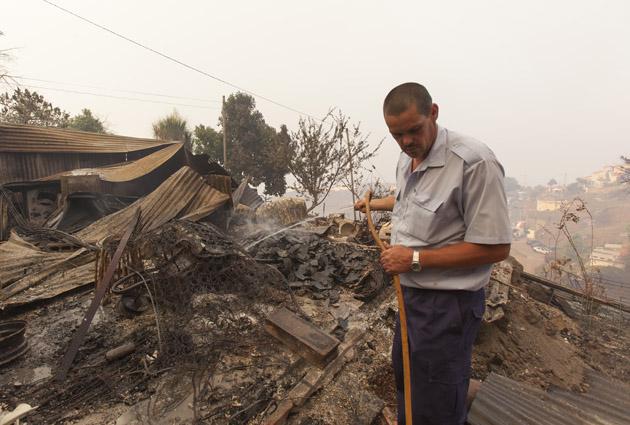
[536,198,563,212]
[583,165,629,188]
[590,243,625,269]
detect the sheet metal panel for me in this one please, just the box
[468,372,630,425]
[0,151,129,185]
[76,166,230,243]
[39,144,184,183]
[0,124,173,153]
[546,370,630,425]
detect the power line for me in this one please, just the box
[41,0,319,120]
[12,76,220,104]
[6,82,219,110]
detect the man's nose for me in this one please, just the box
[401,134,413,146]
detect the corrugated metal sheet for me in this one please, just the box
[0,124,174,153]
[40,144,184,183]
[0,151,135,185]
[0,233,95,309]
[545,369,630,425]
[76,166,230,243]
[0,167,231,308]
[468,372,630,425]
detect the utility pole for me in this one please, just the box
[345,128,357,222]
[222,95,227,168]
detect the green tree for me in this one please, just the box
[0,88,69,127]
[260,124,293,196]
[192,124,223,161]
[152,110,192,148]
[565,181,583,196]
[504,176,521,193]
[67,108,107,133]
[221,92,291,196]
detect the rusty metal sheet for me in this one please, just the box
[0,233,72,287]
[0,123,174,153]
[1,262,95,309]
[545,370,630,425]
[265,307,340,368]
[0,151,133,185]
[76,166,230,243]
[205,174,232,194]
[41,144,184,183]
[468,372,630,425]
[0,233,96,308]
[1,242,94,302]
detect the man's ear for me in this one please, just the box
[431,103,439,121]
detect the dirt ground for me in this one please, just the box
[281,266,630,424]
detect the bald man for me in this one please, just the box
[356,83,511,424]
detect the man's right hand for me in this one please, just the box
[354,199,368,213]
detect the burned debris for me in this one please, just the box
[1,124,629,424]
[246,228,388,303]
[0,124,391,424]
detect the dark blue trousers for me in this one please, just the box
[392,286,485,425]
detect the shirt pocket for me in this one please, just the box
[404,192,446,243]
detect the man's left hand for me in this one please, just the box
[380,245,413,274]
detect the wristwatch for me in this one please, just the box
[411,250,422,272]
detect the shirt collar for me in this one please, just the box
[420,125,447,171]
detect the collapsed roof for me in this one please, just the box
[0,124,176,185]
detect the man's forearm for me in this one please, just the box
[380,241,511,274]
[421,242,511,269]
[369,195,396,211]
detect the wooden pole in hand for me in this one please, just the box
[364,192,412,424]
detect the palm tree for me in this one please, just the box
[152,110,192,149]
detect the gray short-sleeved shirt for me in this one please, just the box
[391,125,511,291]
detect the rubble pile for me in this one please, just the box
[248,229,389,303]
[1,219,299,423]
[1,125,628,424]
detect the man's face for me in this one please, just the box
[385,103,439,160]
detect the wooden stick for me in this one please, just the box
[364,192,413,424]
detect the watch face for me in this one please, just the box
[411,262,421,272]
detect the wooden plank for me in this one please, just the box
[262,328,365,425]
[0,195,8,241]
[265,307,340,368]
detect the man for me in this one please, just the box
[355,82,511,425]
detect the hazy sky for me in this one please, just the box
[2,0,629,186]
